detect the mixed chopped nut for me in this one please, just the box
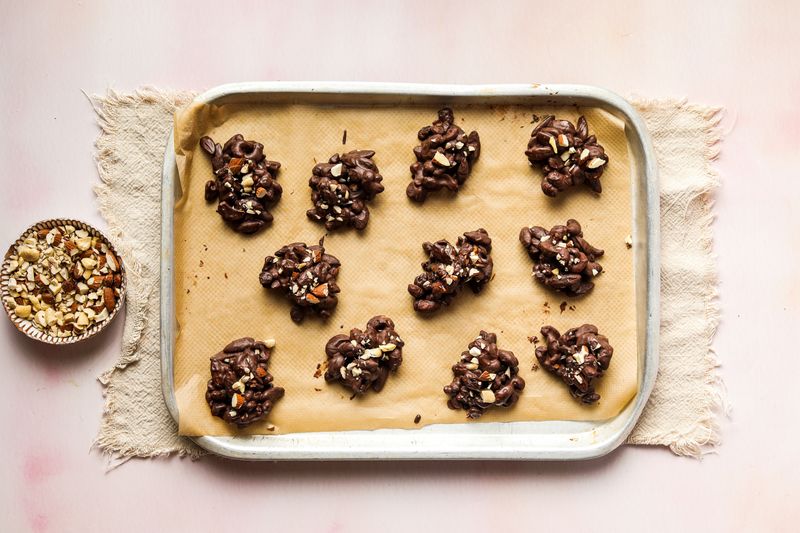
[258,239,341,323]
[535,324,614,404]
[407,229,493,313]
[324,315,404,395]
[519,219,604,296]
[2,224,122,337]
[525,115,609,197]
[444,331,526,419]
[206,337,284,427]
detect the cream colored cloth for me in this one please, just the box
[91,88,722,463]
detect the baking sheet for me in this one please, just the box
[172,101,636,437]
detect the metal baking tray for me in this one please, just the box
[161,82,659,460]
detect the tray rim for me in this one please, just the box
[160,81,660,461]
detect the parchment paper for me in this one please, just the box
[173,102,636,436]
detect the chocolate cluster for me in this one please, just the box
[200,134,282,234]
[324,315,404,395]
[519,219,604,296]
[306,150,385,231]
[406,108,481,202]
[444,331,526,419]
[407,229,493,313]
[259,239,341,323]
[536,324,614,404]
[524,115,608,197]
[206,337,285,427]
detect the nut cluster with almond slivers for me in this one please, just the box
[306,150,385,231]
[519,219,604,296]
[206,337,285,427]
[324,315,404,395]
[3,224,122,337]
[525,115,609,197]
[444,331,526,419]
[406,107,481,202]
[536,324,614,404]
[200,134,282,234]
[407,229,493,313]
[259,239,341,323]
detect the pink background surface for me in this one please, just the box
[0,1,798,531]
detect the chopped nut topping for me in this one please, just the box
[480,389,496,404]
[573,345,587,365]
[432,151,451,166]
[367,347,383,358]
[587,157,606,169]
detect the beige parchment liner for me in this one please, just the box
[173,102,636,436]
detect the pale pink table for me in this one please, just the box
[1,1,797,531]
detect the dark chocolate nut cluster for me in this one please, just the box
[406,107,481,202]
[536,324,613,404]
[324,315,404,395]
[444,331,526,419]
[524,115,609,197]
[407,229,493,313]
[200,134,282,234]
[306,150,385,231]
[519,219,604,296]
[206,337,285,427]
[259,239,341,323]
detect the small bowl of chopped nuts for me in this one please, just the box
[1,219,126,344]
